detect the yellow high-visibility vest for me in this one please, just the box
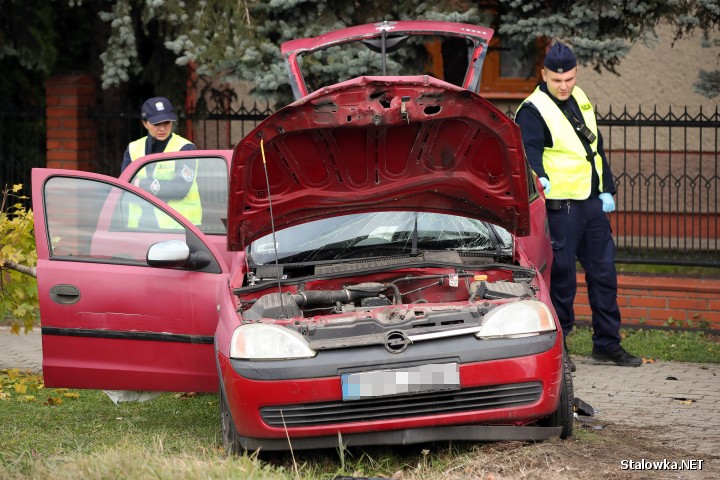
[128,134,201,228]
[518,86,603,200]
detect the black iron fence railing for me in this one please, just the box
[0,109,46,204]
[597,106,720,266]
[87,102,274,178]
[1,103,718,266]
[186,101,274,152]
[90,109,145,178]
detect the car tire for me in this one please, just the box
[220,383,244,455]
[538,352,574,439]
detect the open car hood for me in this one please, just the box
[227,76,531,250]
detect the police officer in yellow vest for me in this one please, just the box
[122,97,201,228]
[516,42,641,369]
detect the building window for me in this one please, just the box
[479,37,546,99]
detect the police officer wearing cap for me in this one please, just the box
[122,97,201,229]
[121,97,196,172]
[516,42,642,369]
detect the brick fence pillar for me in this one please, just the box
[45,74,98,171]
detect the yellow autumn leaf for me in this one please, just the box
[63,393,80,399]
[14,383,28,394]
[0,392,9,400]
[18,395,36,402]
[25,373,43,383]
[45,396,63,406]
[12,184,23,192]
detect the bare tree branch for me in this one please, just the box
[1,260,37,278]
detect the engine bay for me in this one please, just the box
[236,263,538,322]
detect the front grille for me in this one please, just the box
[261,382,542,428]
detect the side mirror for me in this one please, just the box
[146,239,213,270]
[146,240,190,268]
[186,251,213,270]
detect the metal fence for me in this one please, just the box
[88,101,274,178]
[91,109,146,178]
[1,103,718,266]
[0,109,45,203]
[187,101,274,151]
[597,106,719,266]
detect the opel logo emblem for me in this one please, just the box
[385,330,410,353]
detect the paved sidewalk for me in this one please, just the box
[572,356,720,457]
[2,327,719,460]
[1,326,43,372]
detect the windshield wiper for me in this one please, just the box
[410,213,419,256]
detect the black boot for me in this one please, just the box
[592,345,642,367]
[564,339,576,372]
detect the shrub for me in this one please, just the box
[0,184,38,334]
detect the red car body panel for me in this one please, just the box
[32,167,231,392]
[518,179,554,288]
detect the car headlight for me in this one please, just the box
[476,300,556,339]
[230,323,317,360]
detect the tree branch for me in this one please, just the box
[1,260,37,278]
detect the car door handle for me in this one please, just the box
[50,284,81,305]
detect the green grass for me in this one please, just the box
[573,261,720,277]
[0,376,218,456]
[0,371,301,479]
[0,371,474,479]
[566,326,720,362]
[614,263,720,276]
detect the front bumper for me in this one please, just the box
[218,331,563,450]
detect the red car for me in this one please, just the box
[32,20,572,452]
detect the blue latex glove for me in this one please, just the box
[539,177,550,193]
[599,192,615,213]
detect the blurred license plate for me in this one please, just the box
[341,363,459,401]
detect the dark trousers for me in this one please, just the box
[547,197,622,351]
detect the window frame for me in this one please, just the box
[479,37,547,99]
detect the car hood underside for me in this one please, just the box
[228,76,531,250]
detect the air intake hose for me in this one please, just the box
[292,283,389,307]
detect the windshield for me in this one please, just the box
[249,211,511,265]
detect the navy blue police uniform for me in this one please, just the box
[515,42,641,367]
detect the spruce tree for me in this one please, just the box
[3,0,718,103]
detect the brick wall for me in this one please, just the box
[575,274,720,330]
[45,74,98,171]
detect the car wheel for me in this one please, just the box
[219,384,243,455]
[538,352,574,439]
